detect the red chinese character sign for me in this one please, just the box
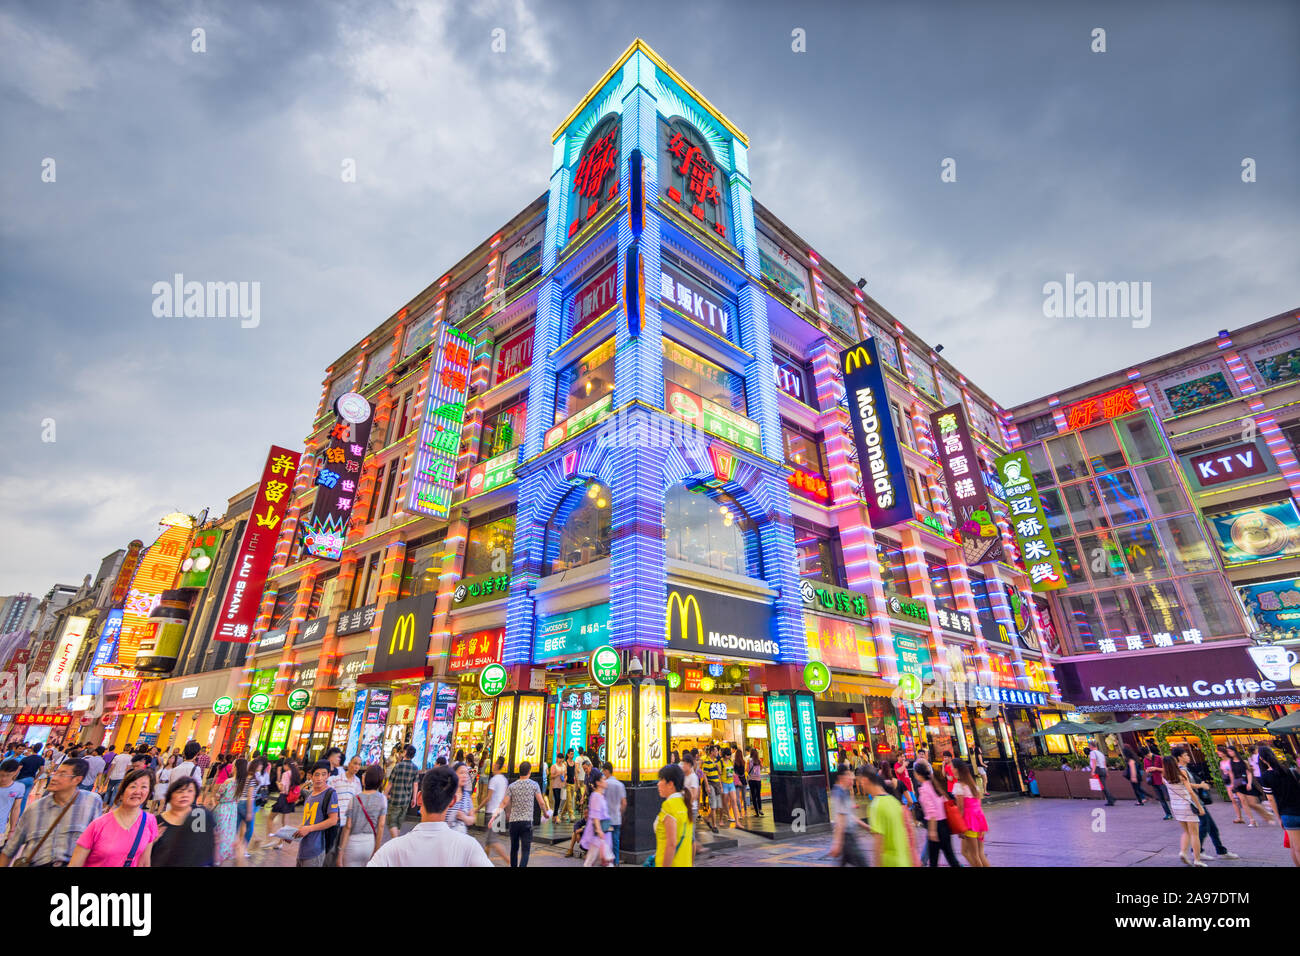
[931,404,1003,566]
[215,446,301,641]
[409,325,475,519]
[568,115,620,241]
[660,117,732,246]
[1064,385,1140,430]
[448,628,506,672]
[301,393,374,561]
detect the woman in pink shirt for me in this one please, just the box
[915,763,961,867]
[70,768,157,867]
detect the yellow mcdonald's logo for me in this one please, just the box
[389,611,417,656]
[843,346,872,375]
[666,590,705,645]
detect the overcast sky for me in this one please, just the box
[1,0,1297,596]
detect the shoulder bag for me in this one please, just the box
[122,813,149,867]
[12,797,76,867]
[943,795,967,835]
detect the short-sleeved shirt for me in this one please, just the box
[506,778,541,823]
[0,781,26,825]
[2,789,102,866]
[486,774,508,814]
[348,792,387,836]
[1259,767,1300,816]
[867,793,912,867]
[107,753,133,781]
[17,755,44,780]
[152,808,215,866]
[701,756,722,785]
[388,760,418,809]
[330,774,362,824]
[654,793,692,867]
[298,788,339,861]
[75,811,158,867]
[604,776,626,826]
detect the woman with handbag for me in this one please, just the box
[915,763,961,867]
[580,770,613,866]
[1163,754,1207,866]
[69,768,156,867]
[212,758,246,866]
[263,761,301,849]
[338,764,386,866]
[1226,744,1277,826]
[951,759,989,867]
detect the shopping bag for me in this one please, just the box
[1088,774,1102,792]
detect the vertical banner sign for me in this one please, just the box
[409,325,475,519]
[607,684,634,780]
[346,689,368,762]
[492,696,514,769]
[82,609,123,698]
[215,446,302,641]
[411,681,436,769]
[302,392,374,560]
[931,404,1003,566]
[513,695,545,770]
[567,115,620,242]
[996,451,1067,591]
[427,683,458,766]
[794,694,821,772]
[766,696,797,772]
[841,339,913,528]
[42,616,91,696]
[564,709,588,758]
[117,517,193,667]
[638,683,666,781]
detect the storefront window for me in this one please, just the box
[663,338,748,415]
[875,535,911,598]
[664,484,759,577]
[1077,530,1128,582]
[557,338,615,424]
[479,400,527,460]
[1115,523,1164,578]
[793,524,844,586]
[1096,587,1147,642]
[1178,574,1245,637]
[1061,592,1102,650]
[544,480,612,574]
[1096,470,1147,525]
[399,533,446,599]
[1047,433,1088,481]
[1062,481,1107,533]
[464,510,515,578]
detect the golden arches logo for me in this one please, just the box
[666,590,704,645]
[843,346,873,375]
[389,612,417,656]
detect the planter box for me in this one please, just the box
[1064,769,1135,800]
[1032,769,1071,798]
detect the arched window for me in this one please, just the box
[664,484,760,577]
[544,480,612,575]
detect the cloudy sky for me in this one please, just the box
[1,0,1297,595]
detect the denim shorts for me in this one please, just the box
[722,782,735,794]
[1281,813,1300,830]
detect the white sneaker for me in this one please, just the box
[1178,852,1190,865]
[1217,851,1240,859]
[1192,860,1208,867]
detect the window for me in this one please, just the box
[1156,515,1216,572]
[863,316,899,369]
[1081,424,1125,473]
[1060,592,1101,651]
[363,341,395,384]
[1096,471,1147,525]
[464,510,515,579]
[1025,443,1054,489]
[793,524,844,587]
[663,338,748,414]
[1054,537,1087,584]
[1178,575,1245,637]
[782,422,824,474]
[557,338,615,423]
[967,570,999,633]
[926,555,955,604]
[1134,461,1187,515]
[906,469,933,512]
[664,484,759,577]
[1095,587,1146,642]
[365,463,387,524]
[269,585,299,630]
[378,459,401,520]
[1017,414,1059,445]
[544,480,612,574]
[1115,522,1165,578]
[1037,488,1070,538]
[307,571,339,619]
[1077,530,1128,582]
[402,308,437,358]
[386,387,417,445]
[479,400,527,460]
[1062,481,1107,533]
[1135,580,1190,636]
[890,402,913,449]
[399,534,446,599]
[1047,433,1088,481]
[772,351,814,406]
[348,552,383,609]
[1116,411,1167,463]
[875,535,911,598]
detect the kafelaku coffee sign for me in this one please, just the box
[1058,644,1300,713]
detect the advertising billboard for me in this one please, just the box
[1206,500,1300,565]
[1239,578,1300,643]
[178,529,223,589]
[408,325,475,519]
[995,451,1067,591]
[301,392,374,560]
[841,338,913,529]
[41,616,91,696]
[214,446,301,642]
[372,591,436,673]
[931,403,1003,566]
[117,516,194,666]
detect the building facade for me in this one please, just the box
[1008,309,1300,736]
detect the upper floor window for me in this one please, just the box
[664,484,760,577]
[544,480,611,574]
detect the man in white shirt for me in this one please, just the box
[476,756,509,866]
[172,741,205,788]
[329,756,363,828]
[81,748,107,793]
[1088,740,1116,807]
[368,766,492,867]
[104,748,134,804]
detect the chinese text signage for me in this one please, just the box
[996,451,1067,591]
[302,392,374,561]
[841,339,913,529]
[409,326,475,519]
[931,404,1003,566]
[1065,386,1140,430]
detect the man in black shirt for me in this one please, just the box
[1173,746,1238,860]
[15,743,46,813]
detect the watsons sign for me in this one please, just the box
[841,338,912,529]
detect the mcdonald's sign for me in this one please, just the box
[841,337,913,530]
[373,592,436,673]
[664,584,778,663]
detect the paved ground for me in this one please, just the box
[241,792,1295,867]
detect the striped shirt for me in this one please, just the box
[2,789,103,866]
